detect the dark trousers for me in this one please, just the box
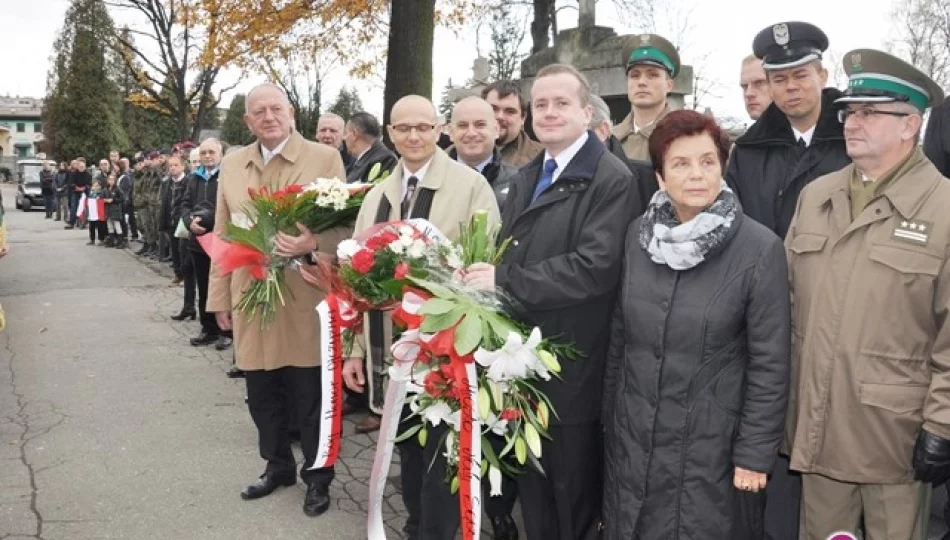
[43,194,54,216]
[170,236,182,277]
[55,193,68,220]
[181,248,196,312]
[191,248,222,335]
[518,423,603,540]
[245,366,334,485]
[764,454,801,540]
[400,411,519,540]
[126,208,138,238]
[88,221,108,242]
[68,191,82,225]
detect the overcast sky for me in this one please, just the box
[3,0,898,126]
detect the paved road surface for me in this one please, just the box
[0,185,405,540]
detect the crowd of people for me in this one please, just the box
[25,16,950,540]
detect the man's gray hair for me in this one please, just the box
[319,112,345,126]
[588,95,612,129]
[200,137,223,154]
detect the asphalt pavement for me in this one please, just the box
[0,184,405,540]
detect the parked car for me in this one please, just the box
[14,158,55,212]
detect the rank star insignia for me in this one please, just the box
[893,219,933,245]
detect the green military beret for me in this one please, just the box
[622,33,680,78]
[836,49,945,111]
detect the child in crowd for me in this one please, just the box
[84,180,108,246]
[101,173,126,248]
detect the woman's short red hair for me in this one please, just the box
[648,109,730,176]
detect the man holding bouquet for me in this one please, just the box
[340,94,502,540]
[207,83,351,518]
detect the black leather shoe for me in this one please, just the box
[214,335,233,351]
[226,366,245,378]
[303,482,331,517]
[170,310,196,321]
[135,244,149,255]
[240,472,296,500]
[190,331,218,346]
[490,515,518,540]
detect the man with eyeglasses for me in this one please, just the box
[785,49,950,540]
[726,22,850,242]
[337,94,500,540]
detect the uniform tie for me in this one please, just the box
[401,176,419,219]
[531,158,559,204]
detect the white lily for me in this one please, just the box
[482,411,509,437]
[230,213,252,230]
[474,328,547,382]
[488,466,503,497]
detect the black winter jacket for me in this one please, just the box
[178,168,219,252]
[726,88,850,239]
[496,132,640,425]
[606,134,659,217]
[602,211,790,540]
[159,175,187,232]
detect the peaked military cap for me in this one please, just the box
[753,22,828,70]
[623,33,680,78]
[836,49,945,111]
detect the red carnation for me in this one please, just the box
[424,370,447,397]
[351,249,376,274]
[366,231,400,251]
[394,262,410,280]
[500,408,521,421]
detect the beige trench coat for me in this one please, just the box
[207,131,349,371]
[785,155,950,484]
[349,147,501,412]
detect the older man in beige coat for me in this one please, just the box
[207,83,348,518]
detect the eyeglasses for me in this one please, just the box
[837,108,911,123]
[390,123,437,135]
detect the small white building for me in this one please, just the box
[0,96,45,170]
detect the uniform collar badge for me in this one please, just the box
[893,219,931,245]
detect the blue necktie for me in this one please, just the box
[531,158,559,204]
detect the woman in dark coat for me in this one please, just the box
[602,110,791,540]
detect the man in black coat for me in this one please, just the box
[342,112,398,183]
[178,138,232,352]
[447,96,518,212]
[925,97,950,177]
[589,94,657,217]
[65,158,91,229]
[726,22,850,241]
[726,22,851,540]
[159,155,188,281]
[464,64,640,540]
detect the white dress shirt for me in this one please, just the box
[402,158,433,199]
[543,132,589,184]
[792,125,816,147]
[261,138,290,164]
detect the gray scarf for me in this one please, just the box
[638,181,738,270]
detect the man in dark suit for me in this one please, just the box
[343,112,398,183]
[925,97,950,177]
[464,64,640,540]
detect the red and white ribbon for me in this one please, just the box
[455,360,482,540]
[311,296,346,470]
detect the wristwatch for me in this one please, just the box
[303,252,318,265]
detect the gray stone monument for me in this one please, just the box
[519,3,693,123]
